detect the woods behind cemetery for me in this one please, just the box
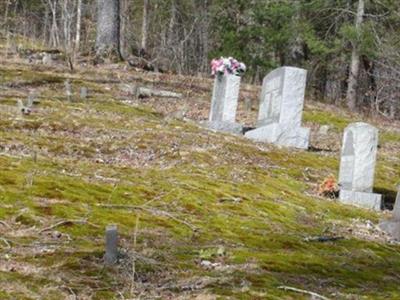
[3,0,400,117]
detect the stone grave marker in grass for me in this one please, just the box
[104,224,118,265]
[245,66,310,149]
[338,122,382,210]
[201,73,243,135]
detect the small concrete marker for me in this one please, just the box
[104,224,118,265]
[64,80,72,102]
[80,87,88,100]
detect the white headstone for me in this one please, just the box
[209,74,241,123]
[202,73,243,135]
[245,66,310,149]
[338,122,382,210]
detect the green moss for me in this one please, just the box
[303,109,353,131]
[1,58,400,299]
[381,130,400,144]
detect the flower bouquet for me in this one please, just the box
[211,57,246,77]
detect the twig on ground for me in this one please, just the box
[39,219,100,234]
[97,204,198,232]
[278,286,331,300]
[61,285,77,300]
[304,236,344,243]
[0,237,11,249]
[0,220,11,229]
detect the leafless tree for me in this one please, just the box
[346,0,365,111]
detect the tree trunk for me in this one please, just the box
[200,0,209,74]
[346,0,364,111]
[119,0,129,59]
[4,0,10,58]
[140,0,149,56]
[95,0,121,59]
[48,0,60,48]
[75,0,82,55]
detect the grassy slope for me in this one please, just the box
[0,58,399,300]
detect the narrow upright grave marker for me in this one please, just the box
[380,186,400,239]
[64,80,72,102]
[201,57,246,135]
[80,87,88,100]
[209,73,241,123]
[201,73,243,134]
[338,122,382,210]
[104,224,118,265]
[245,67,310,149]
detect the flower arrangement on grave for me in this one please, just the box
[211,57,246,77]
[318,175,339,198]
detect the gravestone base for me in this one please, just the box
[339,190,382,211]
[244,123,310,149]
[379,220,400,240]
[199,120,243,135]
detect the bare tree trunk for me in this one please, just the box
[4,0,10,57]
[75,0,82,55]
[47,0,60,48]
[119,0,129,59]
[140,0,149,56]
[346,0,365,111]
[167,0,176,47]
[42,3,50,46]
[200,0,209,73]
[95,0,121,59]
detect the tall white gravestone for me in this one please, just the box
[245,67,310,149]
[338,122,382,210]
[202,74,243,134]
[379,186,400,239]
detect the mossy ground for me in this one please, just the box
[0,53,400,299]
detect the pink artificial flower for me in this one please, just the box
[210,56,246,77]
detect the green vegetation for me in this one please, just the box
[0,59,399,299]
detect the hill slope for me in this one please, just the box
[1,58,400,299]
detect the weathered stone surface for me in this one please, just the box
[42,53,53,65]
[393,186,400,220]
[379,219,400,240]
[64,80,72,101]
[318,125,331,136]
[339,190,382,211]
[245,123,309,149]
[379,187,400,239]
[257,67,307,128]
[199,120,243,135]
[338,122,382,210]
[246,67,309,149]
[104,224,118,265]
[80,87,88,99]
[338,122,378,193]
[209,74,241,123]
